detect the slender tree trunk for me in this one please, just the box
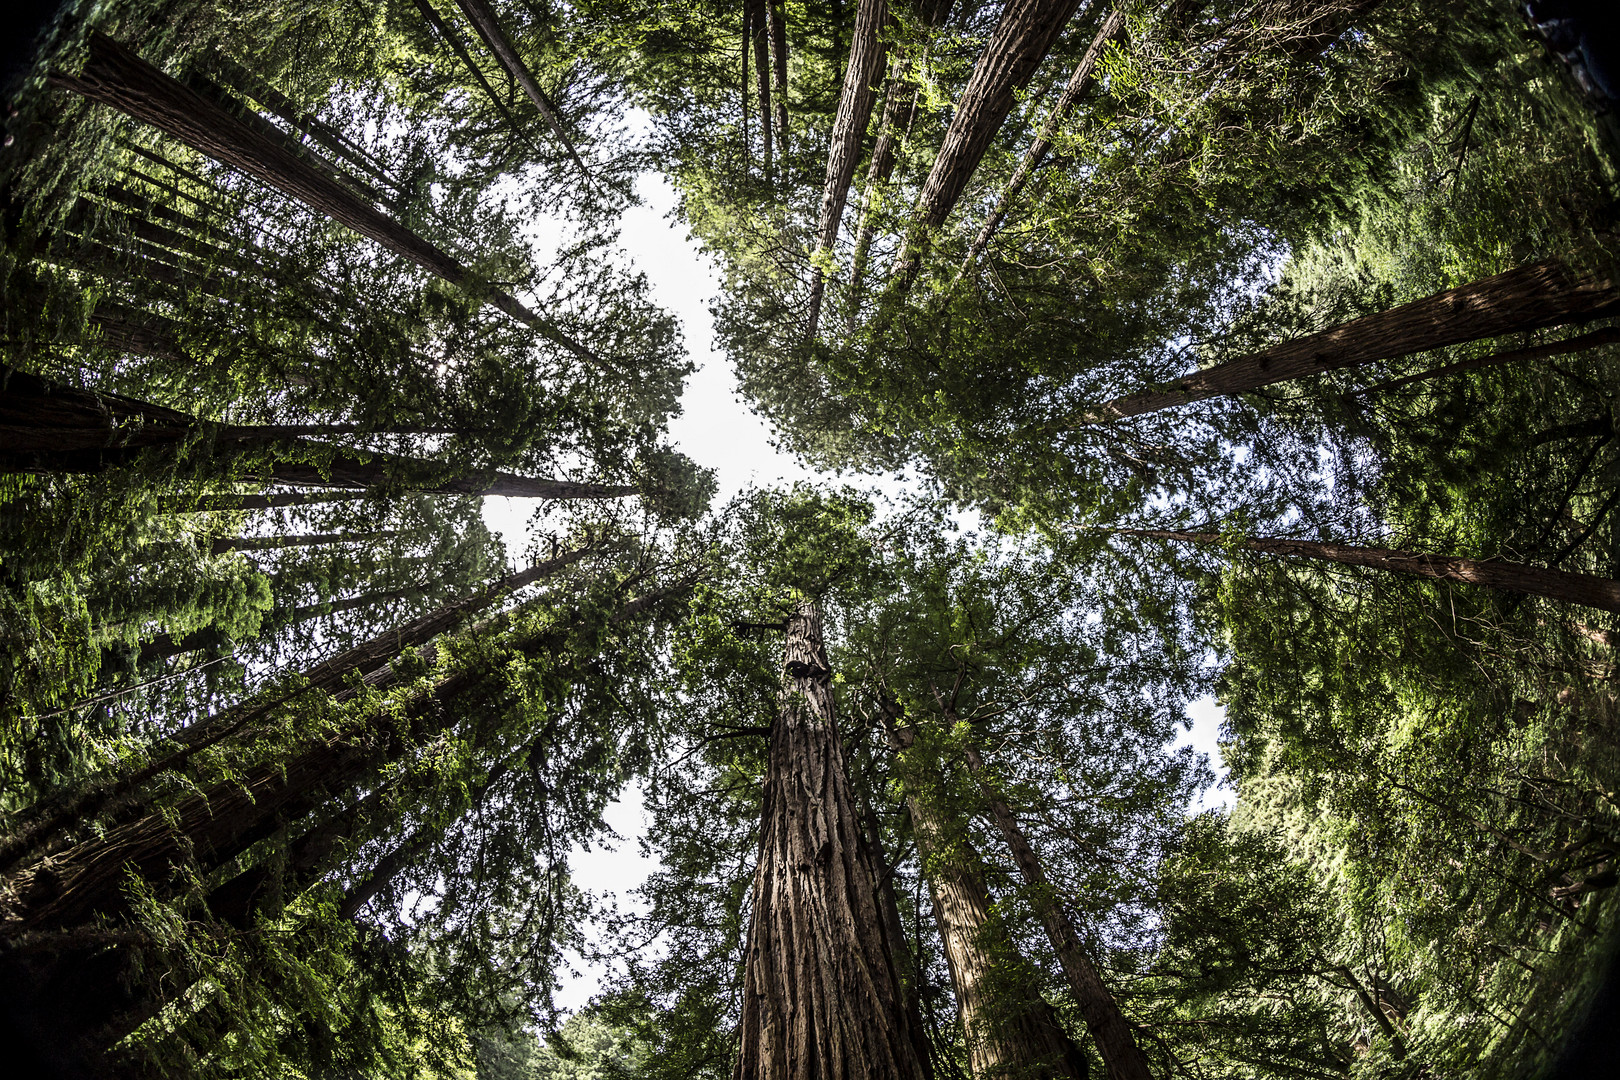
[413,0,536,154]
[0,579,676,937]
[734,601,930,1080]
[0,364,638,501]
[847,0,955,325]
[1085,261,1620,422]
[892,0,1084,289]
[958,8,1122,274]
[446,0,592,181]
[885,717,1087,1080]
[50,32,599,364]
[1111,527,1620,614]
[961,744,1152,1080]
[806,0,890,340]
[1353,324,1620,397]
[181,490,378,511]
[747,0,775,176]
[0,543,598,877]
[204,53,403,195]
[768,0,790,159]
[210,530,400,554]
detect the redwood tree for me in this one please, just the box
[734,600,931,1080]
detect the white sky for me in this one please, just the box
[478,173,1230,1014]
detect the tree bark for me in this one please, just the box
[734,600,931,1080]
[1353,324,1620,397]
[0,579,678,937]
[1110,527,1620,615]
[893,0,1084,288]
[413,0,537,156]
[209,530,400,554]
[768,0,790,159]
[958,8,1122,274]
[962,744,1151,1080]
[50,32,599,364]
[886,718,1087,1080]
[747,0,775,177]
[846,0,955,327]
[0,364,638,501]
[1086,261,1620,422]
[0,543,598,878]
[806,0,890,339]
[446,0,592,182]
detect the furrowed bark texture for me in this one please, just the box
[734,601,930,1080]
[447,0,592,181]
[1114,528,1620,614]
[1091,261,1620,421]
[959,7,1122,273]
[963,744,1151,1080]
[892,0,1083,287]
[806,0,891,339]
[888,722,1088,1080]
[51,33,599,362]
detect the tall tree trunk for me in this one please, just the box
[747,0,775,176]
[413,0,536,155]
[180,490,378,511]
[1353,324,1620,398]
[734,601,930,1080]
[1111,527,1620,614]
[961,744,1152,1080]
[0,579,676,937]
[958,7,1122,274]
[892,0,1084,290]
[886,716,1088,1080]
[50,32,599,365]
[768,0,790,159]
[846,0,955,327]
[1084,261,1620,422]
[806,0,890,340]
[0,364,638,500]
[446,0,592,182]
[210,529,400,554]
[0,542,599,877]
[0,579,688,1078]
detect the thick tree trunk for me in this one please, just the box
[958,8,1122,274]
[886,720,1087,1080]
[1086,261,1620,422]
[734,601,930,1080]
[1112,527,1620,614]
[447,0,592,181]
[50,32,599,364]
[893,0,1084,288]
[962,744,1152,1080]
[0,364,638,500]
[806,0,890,339]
